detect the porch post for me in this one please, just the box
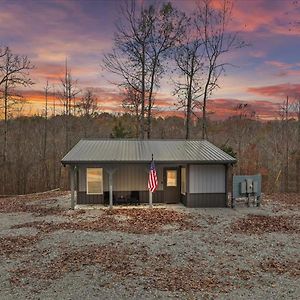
[106,167,116,209]
[70,166,75,210]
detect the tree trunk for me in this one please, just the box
[3,77,8,162]
[186,77,193,140]
[140,45,145,140]
[147,58,158,139]
[202,67,212,140]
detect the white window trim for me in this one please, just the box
[86,168,103,195]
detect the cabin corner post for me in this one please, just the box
[70,165,76,210]
[109,172,113,209]
[225,164,229,207]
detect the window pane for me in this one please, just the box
[87,168,103,194]
[181,167,186,195]
[167,170,177,187]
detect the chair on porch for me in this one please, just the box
[129,191,140,205]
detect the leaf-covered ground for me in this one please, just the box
[0,192,299,299]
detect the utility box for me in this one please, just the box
[232,174,262,208]
[246,179,254,193]
[240,181,247,194]
[239,178,257,194]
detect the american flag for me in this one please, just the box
[148,159,158,192]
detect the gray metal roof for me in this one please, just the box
[61,139,236,164]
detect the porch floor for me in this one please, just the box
[74,203,185,210]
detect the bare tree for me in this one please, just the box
[195,0,247,139]
[103,0,153,139]
[122,85,142,137]
[58,59,79,116]
[292,98,300,192]
[145,3,186,138]
[41,81,50,189]
[76,89,100,117]
[57,59,80,151]
[43,81,49,160]
[0,47,34,162]
[174,19,204,139]
[229,103,256,174]
[103,1,185,139]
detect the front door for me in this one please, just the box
[164,167,180,204]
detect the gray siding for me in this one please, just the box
[186,193,226,207]
[189,164,225,193]
[78,164,168,193]
[77,192,103,204]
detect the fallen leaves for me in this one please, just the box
[0,191,68,216]
[260,259,300,277]
[11,208,200,235]
[9,243,233,293]
[231,214,299,235]
[264,193,300,210]
[0,235,40,257]
[10,244,136,285]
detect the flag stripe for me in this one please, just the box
[148,160,158,192]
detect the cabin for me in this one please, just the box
[61,139,236,208]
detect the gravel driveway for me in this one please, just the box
[0,192,299,300]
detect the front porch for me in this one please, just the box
[70,163,187,209]
[69,162,229,209]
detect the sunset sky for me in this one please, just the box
[1,0,300,120]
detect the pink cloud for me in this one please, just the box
[248,83,300,99]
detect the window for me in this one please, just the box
[167,170,177,187]
[87,168,103,194]
[181,167,186,195]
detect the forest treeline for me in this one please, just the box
[0,112,299,195]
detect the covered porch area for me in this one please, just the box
[69,163,187,209]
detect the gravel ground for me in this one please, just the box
[0,192,299,300]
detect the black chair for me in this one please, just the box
[104,191,116,205]
[129,191,140,205]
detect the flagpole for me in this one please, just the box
[149,190,153,208]
[149,153,154,208]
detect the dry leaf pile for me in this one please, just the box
[260,259,300,277]
[231,214,299,234]
[11,208,199,235]
[0,191,68,216]
[0,235,40,257]
[264,193,300,209]
[10,244,136,286]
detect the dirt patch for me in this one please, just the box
[231,214,299,235]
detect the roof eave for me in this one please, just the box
[61,159,237,165]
